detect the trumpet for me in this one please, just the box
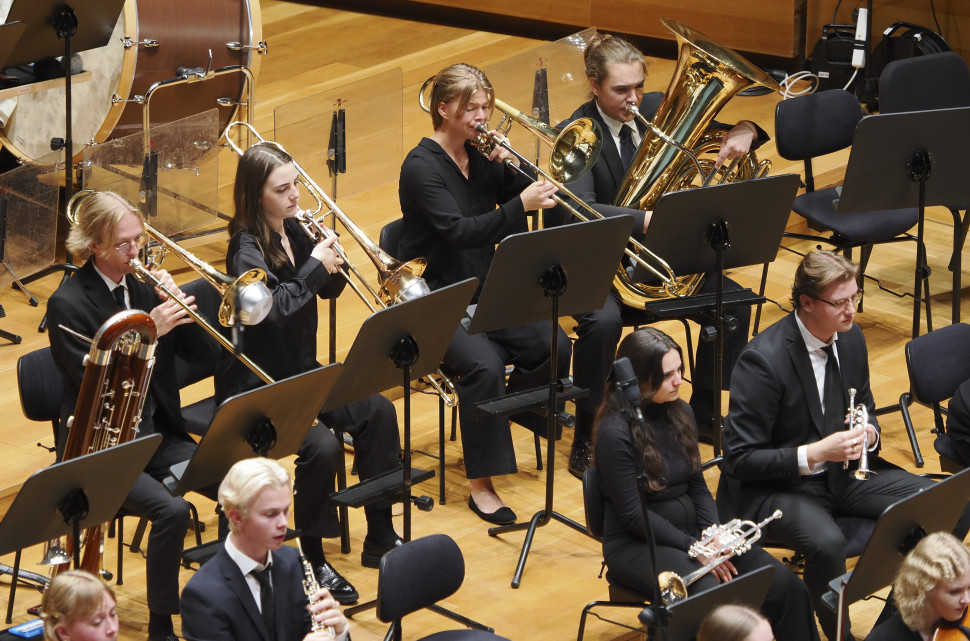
[658,510,783,605]
[224,122,459,407]
[65,191,275,386]
[845,388,876,480]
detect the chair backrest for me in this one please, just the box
[380,218,404,256]
[582,467,605,540]
[376,533,465,624]
[17,347,61,423]
[880,52,970,114]
[905,322,970,404]
[774,89,863,162]
[175,277,230,388]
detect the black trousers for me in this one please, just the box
[443,320,571,479]
[759,461,970,640]
[123,434,206,616]
[298,393,402,539]
[571,276,751,421]
[603,495,819,641]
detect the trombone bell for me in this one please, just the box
[223,269,274,326]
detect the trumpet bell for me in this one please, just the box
[550,117,602,183]
[222,269,274,326]
[658,570,688,605]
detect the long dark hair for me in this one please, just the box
[229,144,294,269]
[593,328,700,491]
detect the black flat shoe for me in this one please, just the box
[361,536,403,569]
[468,496,516,525]
[568,438,592,479]
[314,562,359,604]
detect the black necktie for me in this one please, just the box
[822,344,845,434]
[252,566,276,641]
[619,124,637,169]
[112,286,127,310]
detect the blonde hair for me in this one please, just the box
[790,249,859,309]
[65,191,143,262]
[894,531,970,631]
[425,63,493,130]
[219,457,291,531]
[697,604,769,641]
[583,32,646,85]
[41,570,115,641]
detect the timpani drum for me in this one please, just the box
[0,0,263,161]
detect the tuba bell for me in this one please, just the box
[612,18,780,308]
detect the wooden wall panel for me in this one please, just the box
[414,0,590,26]
[591,0,801,57]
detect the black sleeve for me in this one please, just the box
[399,151,527,249]
[596,413,695,551]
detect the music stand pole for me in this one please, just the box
[468,217,632,588]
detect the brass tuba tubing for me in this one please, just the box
[224,122,459,407]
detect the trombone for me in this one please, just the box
[224,122,459,406]
[66,190,275,385]
[417,83,691,298]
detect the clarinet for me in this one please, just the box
[294,539,337,637]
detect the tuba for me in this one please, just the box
[46,310,157,576]
[612,19,779,308]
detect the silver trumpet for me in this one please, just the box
[845,388,876,480]
[658,510,783,605]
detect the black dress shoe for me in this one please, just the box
[361,536,403,569]
[568,438,592,479]
[314,562,359,604]
[468,496,516,525]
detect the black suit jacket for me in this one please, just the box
[548,92,769,237]
[721,312,880,520]
[46,260,219,456]
[181,544,311,641]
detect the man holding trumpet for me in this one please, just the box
[720,250,970,640]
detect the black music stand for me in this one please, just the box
[631,174,800,455]
[0,435,160,623]
[0,22,27,73]
[822,467,970,641]
[661,565,774,641]
[164,366,342,499]
[471,216,632,588]
[5,0,125,204]
[326,279,476,539]
[837,107,970,336]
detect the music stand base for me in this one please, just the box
[488,509,592,588]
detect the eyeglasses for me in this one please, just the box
[113,233,148,256]
[813,291,863,311]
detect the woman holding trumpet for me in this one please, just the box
[398,62,571,524]
[593,328,818,641]
[215,144,403,602]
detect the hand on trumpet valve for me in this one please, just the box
[311,235,344,275]
[519,179,557,212]
[307,586,348,640]
[696,537,738,583]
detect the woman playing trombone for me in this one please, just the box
[398,62,571,524]
[593,328,818,641]
[215,144,403,603]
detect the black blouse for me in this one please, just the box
[595,399,718,551]
[397,137,531,299]
[214,217,346,403]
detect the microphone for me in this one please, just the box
[851,7,868,69]
[612,357,645,428]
